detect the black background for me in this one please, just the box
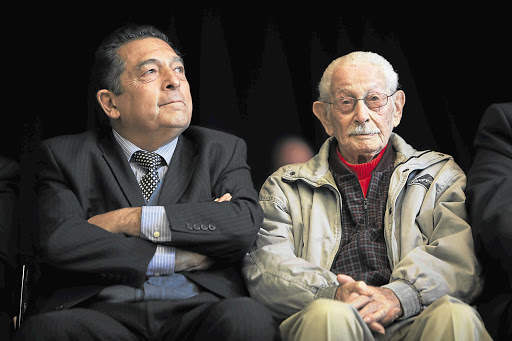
[10,4,511,189]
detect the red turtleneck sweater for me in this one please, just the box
[337,144,388,198]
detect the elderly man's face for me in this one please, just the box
[98,37,193,150]
[313,63,405,164]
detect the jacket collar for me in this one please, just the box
[281,133,449,185]
[97,128,198,206]
[328,140,395,176]
[98,129,146,207]
[156,132,198,205]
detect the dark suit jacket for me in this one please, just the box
[466,103,512,340]
[27,126,263,314]
[467,103,512,292]
[0,156,18,339]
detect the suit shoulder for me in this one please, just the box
[184,126,243,145]
[483,103,512,126]
[44,130,100,145]
[488,102,512,114]
[41,130,102,155]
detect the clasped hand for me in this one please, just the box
[334,274,402,335]
[87,193,233,273]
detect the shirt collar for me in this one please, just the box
[112,129,178,166]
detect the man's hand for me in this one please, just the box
[214,193,232,202]
[175,248,215,272]
[335,274,402,335]
[357,286,402,334]
[88,207,142,237]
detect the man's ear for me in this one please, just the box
[313,101,334,136]
[96,89,120,120]
[392,90,405,128]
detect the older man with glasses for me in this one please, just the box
[243,51,491,340]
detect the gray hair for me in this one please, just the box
[317,51,399,102]
[91,25,181,127]
[92,24,179,96]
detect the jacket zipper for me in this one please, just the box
[357,197,369,272]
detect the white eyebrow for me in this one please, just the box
[334,85,384,97]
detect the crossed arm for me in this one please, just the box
[87,193,232,272]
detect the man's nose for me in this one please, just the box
[353,100,371,123]
[163,68,180,90]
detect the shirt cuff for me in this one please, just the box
[147,245,176,276]
[382,279,422,320]
[140,206,172,242]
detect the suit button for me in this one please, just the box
[186,223,194,230]
[200,224,208,231]
[208,224,216,231]
[193,224,201,230]
[55,305,64,310]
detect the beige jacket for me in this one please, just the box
[243,133,483,320]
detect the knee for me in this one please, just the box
[13,312,66,340]
[281,299,365,340]
[198,297,279,341]
[303,298,357,320]
[418,295,490,340]
[210,297,274,323]
[432,295,481,321]
[428,295,488,334]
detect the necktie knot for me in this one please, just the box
[131,151,164,171]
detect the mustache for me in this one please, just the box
[348,124,381,136]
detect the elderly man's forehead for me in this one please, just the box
[330,64,387,93]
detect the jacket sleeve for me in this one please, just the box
[164,137,263,263]
[32,141,156,288]
[242,173,338,319]
[466,103,512,288]
[383,158,483,319]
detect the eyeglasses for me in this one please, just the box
[322,91,398,114]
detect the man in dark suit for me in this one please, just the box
[466,103,512,341]
[14,25,279,340]
[0,156,18,340]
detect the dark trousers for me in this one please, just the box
[12,293,280,340]
[478,293,512,341]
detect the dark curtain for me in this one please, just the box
[10,5,511,189]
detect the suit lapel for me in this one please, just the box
[98,131,146,207]
[157,133,198,205]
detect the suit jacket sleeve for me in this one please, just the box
[466,103,512,289]
[33,139,156,288]
[162,132,263,263]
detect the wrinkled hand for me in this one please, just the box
[358,285,402,334]
[335,274,402,335]
[88,207,142,237]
